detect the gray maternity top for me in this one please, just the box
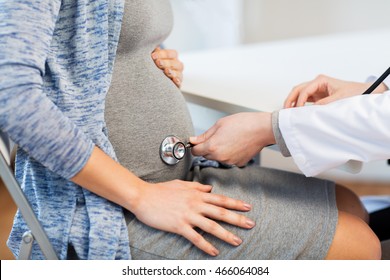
[105,0,338,259]
[105,0,193,183]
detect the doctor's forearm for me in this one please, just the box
[278,93,390,176]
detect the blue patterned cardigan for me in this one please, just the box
[0,0,130,259]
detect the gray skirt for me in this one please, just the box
[125,165,338,260]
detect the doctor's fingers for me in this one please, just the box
[284,81,310,108]
[285,78,330,108]
[189,125,218,147]
[295,81,325,107]
[191,141,217,158]
[314,94,343,105]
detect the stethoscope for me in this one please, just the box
[159,135,194,165]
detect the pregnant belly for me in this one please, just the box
[105,59,195,183]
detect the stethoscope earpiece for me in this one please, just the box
[160,135,193,165]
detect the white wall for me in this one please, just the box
[167,0,390,48]
[242,0,390,43]
[165,0,242,52]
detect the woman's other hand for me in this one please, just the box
[284,74,388,108]
[152,47,183,88]
[131,180,255,257]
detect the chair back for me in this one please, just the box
[0,131,11,166]
[0,130,58,259]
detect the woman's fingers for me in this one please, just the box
[152,49,183,71]
[192,215,243,248]
[204,192,252,212]
[164,68,183,87]
[152,48,184,87]
[155,58,184,71]
[183,183,255,253]
[180,225,220,256]
[180,209,248,256]
[200,202,255,229]
[152,48,179,60]
[191,182,213,193]
[135,180,255,257]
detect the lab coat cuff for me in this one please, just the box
[366,75,390,91]
[271,110,291,157]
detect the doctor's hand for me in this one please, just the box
[131,180,255,257]
[190,112,275,167]
[152,47,184,88]
[284,74,389,108]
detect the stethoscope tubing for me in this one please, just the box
[362,66,390,95]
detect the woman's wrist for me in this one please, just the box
[71,146,146,211]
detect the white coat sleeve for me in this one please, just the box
[278,92,390,177]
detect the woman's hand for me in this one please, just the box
[72,147,254,256]
[284,74,388,108]
[190,112,275,167]
[131,179,255,256]
[152,47,184,88]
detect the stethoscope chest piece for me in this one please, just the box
[160,135,190,165]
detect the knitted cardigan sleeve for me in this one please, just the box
[0,0,94,179]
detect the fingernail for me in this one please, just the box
[158,60,164,67]
[233,236,242,246]
[167,69,173,76]
[151,53,158,60]
[211,248,219,256]
[175,78,180,85]
[246,219,255,228]
[189,136,196,143]
[243,203,252,210]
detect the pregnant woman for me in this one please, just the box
[1,0,378,260]
[105,0,379,259]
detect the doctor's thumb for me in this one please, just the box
[189,136,203,145]
[189,125,218,145]
[189,132,209,145]
[189,134,210,156]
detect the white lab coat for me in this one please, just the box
[278,91,390,177]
